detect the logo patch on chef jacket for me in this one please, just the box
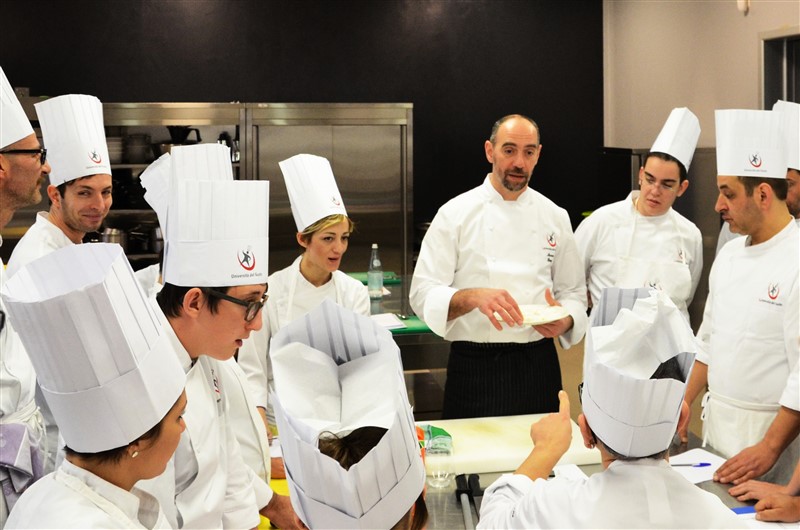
[237,248,256,271]
[749,153,763,168]
[88,149,102,164]
[768,283,780,300]
[546,232,557,248]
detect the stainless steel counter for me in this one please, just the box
[423,435,748,529]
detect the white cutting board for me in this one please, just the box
[417,414,601,475]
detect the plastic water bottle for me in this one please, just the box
[368,243,383,299]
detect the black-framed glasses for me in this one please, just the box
[203,288,267,322]
[578,382,584,404]
[0,148,47,166]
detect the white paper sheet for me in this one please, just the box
[668,448,726,484]
[370,313,407,330]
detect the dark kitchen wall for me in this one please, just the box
[1,0,603,227]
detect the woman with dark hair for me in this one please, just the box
[319,427,428,530]
[1,243,187,528]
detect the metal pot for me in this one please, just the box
[102,228,127,251]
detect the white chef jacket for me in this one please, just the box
[138,310,270,529]
[477,459,746,529]
[0,248,45,521]
[5,212,74,475]
[409,176,587,348]
[6,459,171,529]
[5,212,74,277]
[574,192,702,320]
[237,255,370,409]
[781,362,799,411]
[696,219,799,482]
[218,357,271,483]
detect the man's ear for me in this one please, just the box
[46,185,61,206]
[181,287,206,319]
[578,413,596,448]
[484,140,494,164]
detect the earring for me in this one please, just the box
[131,451,139,458]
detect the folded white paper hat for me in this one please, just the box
[280,154,348,232]
[270,299,425,529]
[0,243,185,453]
[162,143,269,287]
[715,109,786,179]
[650,107,701,171]
[0,67,34,149]
[34,94,110,186]
[582,287,696,458]
[772,100,799,171]
[140,152,172,232]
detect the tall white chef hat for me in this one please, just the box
[34,94,111,186]
[715,109,786,179]
[772,100,800,171]
[270,299,425,529]
[161,143,269,287]
[581,287,696,458]
[279,154,348,232]
[650,107,701,171]
[0,243,185,454]
[0,67,34,149]
[140,152,171,232]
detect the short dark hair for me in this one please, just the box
[157,283,227,318]
[645,152,688,183]
[318,426,428,530]
[738,176,788,200]
[595,357,684,461]
[63,411,164,465]
[489,114,540,145]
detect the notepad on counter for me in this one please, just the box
[669,448,726,484]
[370,313,407,330]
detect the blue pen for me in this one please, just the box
[671,462,711,467]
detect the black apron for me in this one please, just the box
[442,339,562,419]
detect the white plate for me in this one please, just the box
[495,304,570,325]
[520,304,570,325]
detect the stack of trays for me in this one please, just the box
[106,136,124,164]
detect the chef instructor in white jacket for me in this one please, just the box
[683,109,800,486]
[0,66,51,520]
[575,108,703,323]
[410,114,587,419]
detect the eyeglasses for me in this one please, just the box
[203,288,267,322]
[0,148,47,166]
[578,382,584,404]
[0,309,5,334]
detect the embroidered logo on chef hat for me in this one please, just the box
[160,144,269,287]
[34,94,111,186]
[0,67,34,149]
[237,248,256,271]
[280,154,348,232]
[270,299,425,529]
[582,287,696,458]
[0,243,185,454]
[715,109,786,179]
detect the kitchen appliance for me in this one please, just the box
[125,133,152,163]
[151,126,202,158]
[101,227,127,251]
